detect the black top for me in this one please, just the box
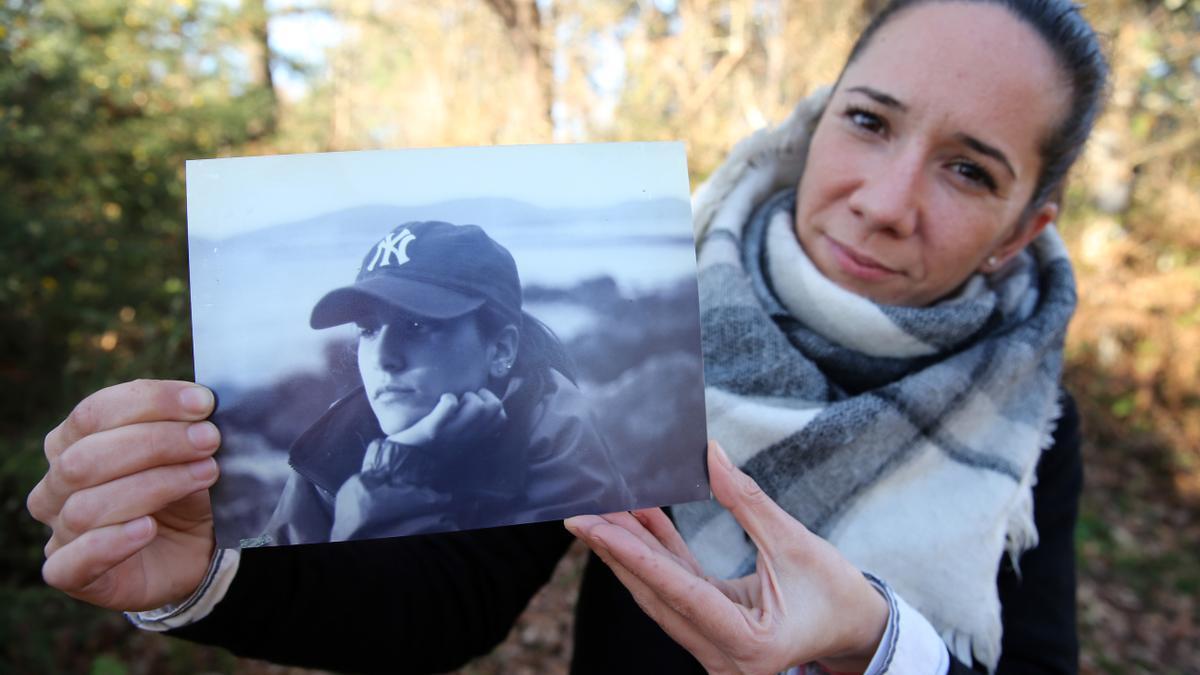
[172,393,1081,674]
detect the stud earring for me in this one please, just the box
[986,255,1000,269]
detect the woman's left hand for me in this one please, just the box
[385,389,508,449]
[330,388,508,541]
[565,441,888,675]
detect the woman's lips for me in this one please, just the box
[824,237,901,282]
[375,385,418,401]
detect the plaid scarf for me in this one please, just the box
[675,91,1076,671]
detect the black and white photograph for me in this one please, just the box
[186,142,708,548]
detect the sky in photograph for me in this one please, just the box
[187,142,689,240]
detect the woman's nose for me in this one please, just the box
[376,324,407,372]
[847,150,922,237]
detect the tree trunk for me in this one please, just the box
[242,0,279,137]
[482,0,554,138]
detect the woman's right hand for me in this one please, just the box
[25,379,221,612]
[565,442,889,674]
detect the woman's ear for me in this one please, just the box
[488,325,520,378]
[981,201,1058,272]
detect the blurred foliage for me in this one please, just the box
[1,0,278,586]
[1058,2,1200,671]
[2,0,1198,673]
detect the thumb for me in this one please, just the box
[707,440,805,557]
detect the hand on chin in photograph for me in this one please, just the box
[329,387,511,541]
[378,388,510,455]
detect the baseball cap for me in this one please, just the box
[310,221,522,329]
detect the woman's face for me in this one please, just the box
[794,1,1068,307]
[356,306,494,436]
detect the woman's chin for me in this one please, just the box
[373,408,429,438]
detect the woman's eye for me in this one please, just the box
[357,324,379,338]
[951,161,997,191]
[845,106,886,135]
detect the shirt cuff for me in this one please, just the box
[862,573,950,675]
[124,547,241,632]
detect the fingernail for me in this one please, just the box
[188,457,217,481]
[179,386,214,415]
[122,516,153,540]
[187,421,220,450]
[712,441,734,469]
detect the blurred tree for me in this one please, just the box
[483,0,553,134]
[310,0,864,164]
[0,0,281,583]
[311,0,557,149]
[556,0,862,175]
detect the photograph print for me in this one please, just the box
[186,142,709,548]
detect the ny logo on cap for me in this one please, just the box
[366,228,416,272]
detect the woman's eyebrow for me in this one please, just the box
[955,133,1016,179]
[845,84,1017,180]
[846,85,907,111]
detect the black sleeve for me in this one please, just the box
[169,520,574,674]
[948,390,1083,675]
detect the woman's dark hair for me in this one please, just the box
[838,0,1108,215]
[477,307,579,385]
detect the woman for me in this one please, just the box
[565,0,1103,672]
[26,0,1105,672]
[259,220,631,544]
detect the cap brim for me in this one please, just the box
[310,275,486,329]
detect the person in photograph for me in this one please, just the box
[262,220,631,544]
[27,0,1104,672]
